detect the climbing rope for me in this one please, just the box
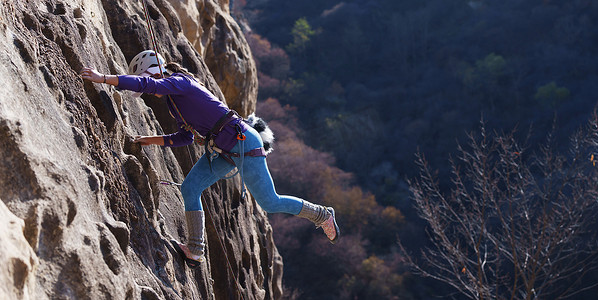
[141,0,205,146]
[140,1,245,298]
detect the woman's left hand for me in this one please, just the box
[80,67,105,83]
[133,135,165,146]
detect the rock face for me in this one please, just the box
[0,200,38,300]
[0,0,281,299]
[170,0,258,117]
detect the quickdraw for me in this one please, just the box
[159,180,181,186]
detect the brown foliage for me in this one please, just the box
[246,33,290,97]
[323,184,377,232]
[260,98,353,200]
[258,98,409,298]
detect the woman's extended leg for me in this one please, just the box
[241,155,304,214]
[231,127,340,243]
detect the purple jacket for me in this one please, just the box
[118,74,248,152]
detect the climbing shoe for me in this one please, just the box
[297,201,340,244]
[171,210,206,268]
[170,239,205,268]
[317,207,340,244]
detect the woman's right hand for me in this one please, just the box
[80,67,105,83]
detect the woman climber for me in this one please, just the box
[80,50,340,268]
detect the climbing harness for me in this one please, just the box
[199,111,268,200]
[140,1,248,298]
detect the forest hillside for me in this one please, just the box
[237,0,598,299]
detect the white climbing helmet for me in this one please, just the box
[128,50,166,77]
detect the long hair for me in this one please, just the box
[165,62,196,79]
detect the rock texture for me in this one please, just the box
[0,0,281,299]
[170,0,258,117]
[0,200,38,300]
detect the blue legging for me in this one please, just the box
[180,126,304,215]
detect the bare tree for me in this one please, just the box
[401,115,598,300]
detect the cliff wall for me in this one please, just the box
[0,0,280,299]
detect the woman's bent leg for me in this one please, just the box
[180,154,236,211]
[176,154,235,262]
